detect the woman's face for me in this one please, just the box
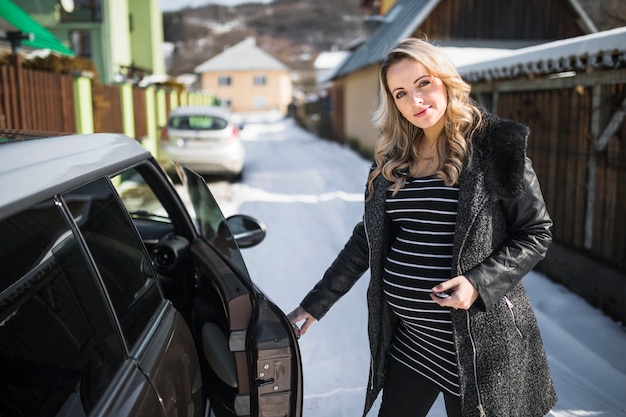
[386,58,448,140]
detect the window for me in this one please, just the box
[218,75,232,86]
[60,0,102,22]
[70,30,92,58]
[63,178,162,350]
[253,96,269,109]
[0,198,124,416]
[169,115,228,130]
[253,75,267,86]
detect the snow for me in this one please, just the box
[214,116,626,417]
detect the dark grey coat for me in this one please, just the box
[300,114,557,417]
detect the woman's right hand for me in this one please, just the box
[287,306,317,337]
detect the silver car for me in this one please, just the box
[160,106,245,180]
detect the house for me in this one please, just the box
[194,37,293,114]
[10,0,166,84]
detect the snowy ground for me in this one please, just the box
[211,116,626,417]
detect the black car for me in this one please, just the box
[0,132,302,417]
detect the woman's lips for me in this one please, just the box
[414,107,429,117]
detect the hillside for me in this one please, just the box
[163,0,364,87]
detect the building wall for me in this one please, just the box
[421,0,584,40]
[102,0,131,83]
[14,0,164,84]
[129,0,165,76]
[201,69,293,113]
[342,65,379,155]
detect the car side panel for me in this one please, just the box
[90,361,165,417]
[133,302,204,417]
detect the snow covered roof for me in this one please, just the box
[458,26,626,83]
[194,37,288,73]
[330,0,440,80]
[314,51,349,70]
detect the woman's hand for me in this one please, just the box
[287,306,317,337]
[431,275,479,310]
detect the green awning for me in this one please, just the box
[0,0,74,56]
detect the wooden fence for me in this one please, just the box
[498,85,626,271]
[93,83,123,134]
[0,55,75,132]
[0,55,214,142]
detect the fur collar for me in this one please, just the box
[471,113,529,199]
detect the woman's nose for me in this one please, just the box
[410,91,424,104]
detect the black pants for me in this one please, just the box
[378,357,463,417]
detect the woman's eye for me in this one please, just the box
[419,79,431,88]
[395,91,406,99]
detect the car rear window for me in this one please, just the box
[170,115,228,130]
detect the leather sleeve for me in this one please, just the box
[464,157,553,311]
[300,221,370,320]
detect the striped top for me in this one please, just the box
[383,175,460,397]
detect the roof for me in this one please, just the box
[0,133,149,218]
[330,0,614,81]
[194,37,289,73]
[330,0,440,79]
[458,26,626,83]
[0,0,74,56]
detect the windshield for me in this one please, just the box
[182,167,252,284]
[169,115,228,130]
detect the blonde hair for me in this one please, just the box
[367,38,482,198]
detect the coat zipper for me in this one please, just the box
[503,296,523,338]
[363,219,376,390]
[466,310,486,417]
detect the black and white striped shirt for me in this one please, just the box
[383,175,460,397]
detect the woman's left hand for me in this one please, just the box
[431,275,479,310]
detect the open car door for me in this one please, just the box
[182,167,303,417]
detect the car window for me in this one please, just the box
[62,178,162,351]
[0,198,125,417]
[170,115,228,130]
[183,167,252,285]
[113,168,170,223]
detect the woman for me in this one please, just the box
[288,38,557,417]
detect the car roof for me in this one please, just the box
[0,133,150,219]
[169,106,231,119]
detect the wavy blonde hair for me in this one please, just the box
[367,38,482,198]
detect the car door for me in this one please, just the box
[0,194,166,417]
[111,162,302,417]
[181,167,303,417]
[60,176,204,417]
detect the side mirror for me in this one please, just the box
[225,214,266,248]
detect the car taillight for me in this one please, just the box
[229,125,239,141]
[160,126,170,141]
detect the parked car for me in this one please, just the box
[159,106,245,181]
[0,131,302,417]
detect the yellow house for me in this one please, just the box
[195,37,292,114]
